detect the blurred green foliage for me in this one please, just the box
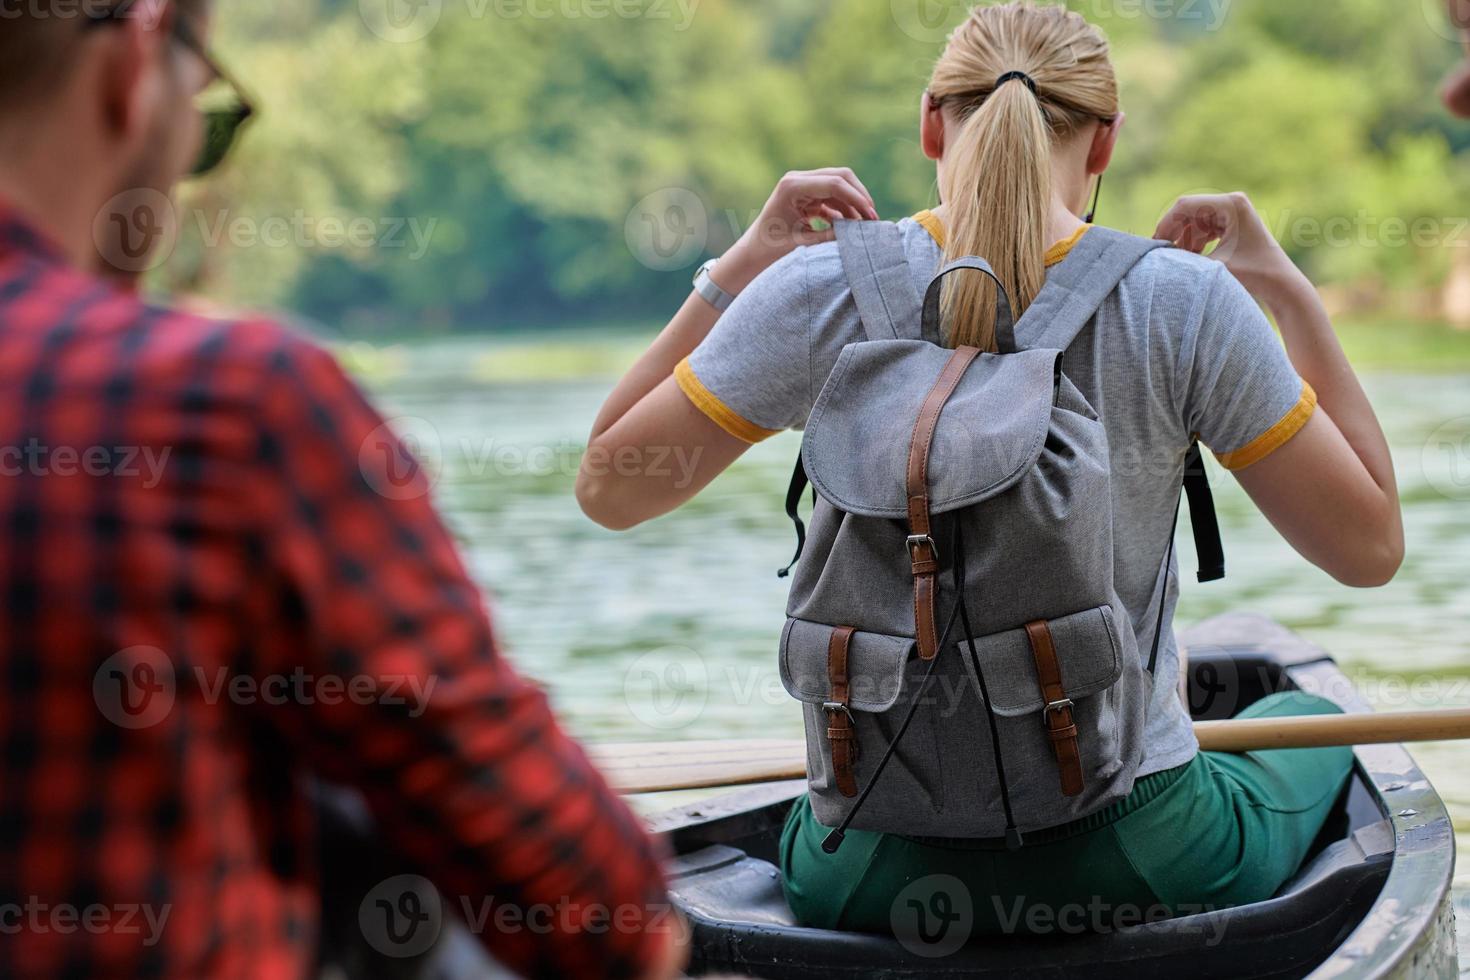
[168,0,1470,334]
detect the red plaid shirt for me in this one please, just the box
[0,198,670,979]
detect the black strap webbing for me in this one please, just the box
[1184,442,1225,583]
[777,455,810,579]
[1147,441,1225,674]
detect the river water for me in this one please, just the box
[355,333,1470,970]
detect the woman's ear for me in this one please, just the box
[1087,111,1124,175]
[920,91,946,161]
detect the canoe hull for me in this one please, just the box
[652,614,1458,980]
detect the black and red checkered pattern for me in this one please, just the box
[0,198,670,979]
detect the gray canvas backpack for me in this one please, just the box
[777,221,1224,851]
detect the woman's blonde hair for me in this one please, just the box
[929,2,1119,350]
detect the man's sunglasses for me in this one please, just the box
[84,4,255,177]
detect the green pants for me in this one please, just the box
[780,692,1354,936]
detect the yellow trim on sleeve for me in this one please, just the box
[674,357,781,444]
[911,211,1090,268]
[1214,381,1319,471]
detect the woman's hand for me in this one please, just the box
[1158,191,1403,587]
[715,168,879,294]
[1154,192,1307,313]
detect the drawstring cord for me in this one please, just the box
[952,519,1023,849]
[822,518,1023,853]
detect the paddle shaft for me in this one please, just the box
[593,708,1470,795]
[1193,707,1470,752]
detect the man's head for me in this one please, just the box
[0,0,218,273]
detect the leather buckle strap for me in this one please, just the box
[826,626,859,798]
[1024,620,1085,798]
[906,346,982,659]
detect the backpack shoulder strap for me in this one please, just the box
[1005,227,1168,354]
[835,220,928,343]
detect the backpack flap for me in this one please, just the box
[955,604,1124,718]
[802,340,1062,519]
[779,618,915,713]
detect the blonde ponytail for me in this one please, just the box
[929,3,1119,350]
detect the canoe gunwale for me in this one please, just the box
[1183,615,1457,980]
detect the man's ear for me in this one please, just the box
[96,12,169,147]
[920,91,946,161]
[1087,111,1124,176]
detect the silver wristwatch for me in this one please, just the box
[692,258,738,313]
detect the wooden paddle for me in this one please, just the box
[589,708,1470,795]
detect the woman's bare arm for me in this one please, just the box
[579,169,877,529]
[1156,193,1403,587]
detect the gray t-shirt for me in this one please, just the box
[678,216,1316,776]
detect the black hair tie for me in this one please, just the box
[995,70,1038,95]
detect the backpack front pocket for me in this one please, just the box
[779,618,952,827]
[953,602,1145,823]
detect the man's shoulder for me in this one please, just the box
[3,258,343,395]
[134,300,332,371]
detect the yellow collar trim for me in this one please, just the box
[912,210,1090,267]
